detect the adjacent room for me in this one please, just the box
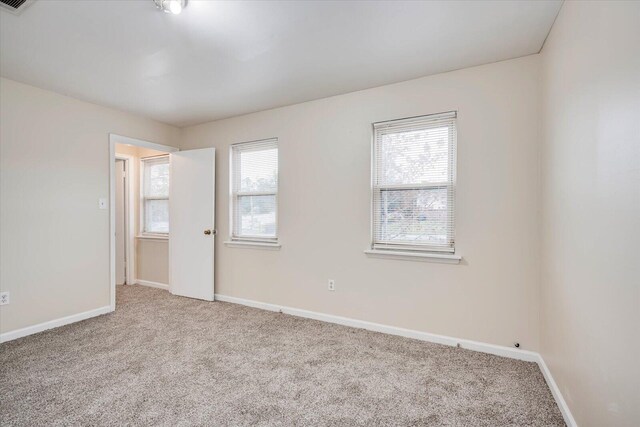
[0,1,638,426]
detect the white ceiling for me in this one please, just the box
[0,0,562,127]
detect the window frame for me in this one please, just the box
[140,154,170,237]
[229,138,279,244]
[370,111,457,254]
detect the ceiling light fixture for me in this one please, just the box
[154,0,185,15]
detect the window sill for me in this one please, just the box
[364,249,461,264]
[224,241,281,250]
[136,235,169,241]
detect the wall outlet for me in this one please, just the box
[0,291,9,305]
[328,279,335,291]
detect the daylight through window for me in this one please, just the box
[372,112,456,253]
[141,155,170,234]
[230,139,278,242]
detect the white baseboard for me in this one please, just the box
[135,279,169,290]
[214,294,538,360]
[0,305,112,344]
[215,293,576,426]
[536,354,577,426]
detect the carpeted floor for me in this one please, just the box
[0,285,564,426]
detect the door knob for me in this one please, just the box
[204,229,212,235]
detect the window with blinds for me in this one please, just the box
[230,138,278,242]
[141,155,170,234]
[372,112,456,253]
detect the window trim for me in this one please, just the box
[364,249,461,263]
[370,111,457,254]
[223,240,281,250]
[140,154,170,237]
[229,138,279,244]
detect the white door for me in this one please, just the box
[115,159,126,285]
[169,148,216,301]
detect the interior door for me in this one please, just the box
[115,159,126,285]
[169,148,216,301]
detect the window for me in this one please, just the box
[230,138,278,243]
[141,155,170,234]
[372,112,456,253]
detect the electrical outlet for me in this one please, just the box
[328,279,335,291]
[0,292,9,305]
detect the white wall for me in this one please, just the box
[0,78,179,334]
[136,240,168,284]
[181,55,542,349]
[539,2,640,426]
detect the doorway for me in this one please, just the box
[109,134,178,311]
[108,134,216,311]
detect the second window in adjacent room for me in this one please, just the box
[141,155,170,235]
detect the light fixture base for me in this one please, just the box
[153,0,186,15]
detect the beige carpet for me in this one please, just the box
[0,285,564,426]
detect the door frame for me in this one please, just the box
[115,154,133,287]
[109,134,179,311]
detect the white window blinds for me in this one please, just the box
[372,112,456,253]
[142,155,170,234]
[230,138,278,242]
